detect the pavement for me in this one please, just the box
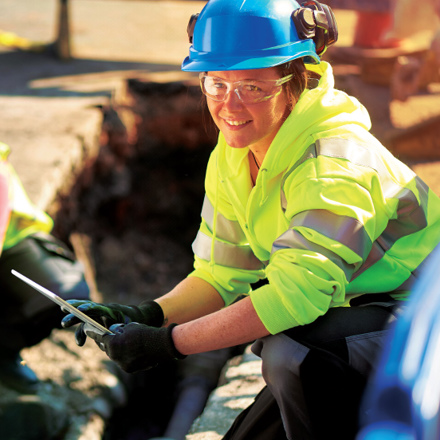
[0,0,205,209]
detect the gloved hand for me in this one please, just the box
[87,322,186,373]
[61,300,164,346]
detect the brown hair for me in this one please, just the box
[275,58,316,110]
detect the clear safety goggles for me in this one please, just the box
[199,73,293,104]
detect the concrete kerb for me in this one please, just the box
[2,96,104,212]
[187,346,265,440]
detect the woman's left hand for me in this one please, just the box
[86,322,186,373]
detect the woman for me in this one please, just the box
[62,0,440,438]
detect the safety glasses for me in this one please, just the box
[199,73,293,104]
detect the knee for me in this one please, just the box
[56,263,90,301]
[255,335,307,389]
[61,277,90,301]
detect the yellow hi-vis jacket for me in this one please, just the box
[0,142,53,252]
[189,62,440,335]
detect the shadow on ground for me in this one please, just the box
[0,49,181,97]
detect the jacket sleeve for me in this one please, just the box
[250,154,389,334]
[189,149,266,306]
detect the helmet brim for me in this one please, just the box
[181,51,320,72]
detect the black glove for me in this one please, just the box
[61,300,164,346]
[87,322,186,373]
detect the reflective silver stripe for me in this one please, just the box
[381,179,428,245]
[201,195,247,243]
[290,210,372,261]
[353,240,386,278]
[352,178,429,280]
[192,230,265,270]
[272,228,358,280]
[315,138,384,172]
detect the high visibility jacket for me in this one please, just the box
[189,62,440,335]
[0,142,53,253]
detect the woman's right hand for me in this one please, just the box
[61,300,164,346]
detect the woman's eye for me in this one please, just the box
[244,84,260,92]
[213,81,227,89]
[243,84,264,94]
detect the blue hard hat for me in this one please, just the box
[181,0,337,72]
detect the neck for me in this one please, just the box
[251,151,261,169]
[249,148,265,169]
[248,150,260,186]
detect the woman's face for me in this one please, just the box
[206,68,290,153]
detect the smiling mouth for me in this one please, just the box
[225,119,250,127]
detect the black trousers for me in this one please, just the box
[0,233,90,351]
[223,296,401,440]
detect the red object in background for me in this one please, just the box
[354,11,403,48]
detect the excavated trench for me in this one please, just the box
[51,79,244,440]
